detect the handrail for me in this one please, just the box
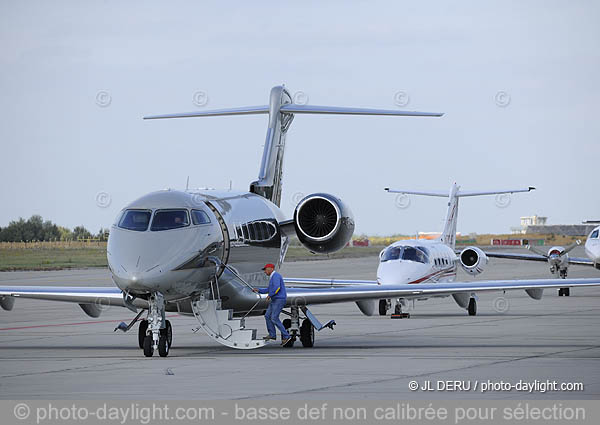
[206,256,263,319]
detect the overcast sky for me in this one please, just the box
[1,0,598,236]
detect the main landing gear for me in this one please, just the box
[558,288,570,297]
[467,297,477,316]
[281,306,333,348]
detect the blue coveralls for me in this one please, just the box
[258,271,290,339]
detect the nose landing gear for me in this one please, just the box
[142,292,170,357]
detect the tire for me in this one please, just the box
[283,337,295,348]
[378,299,388,316]
[138,320,148,349]
[161,320,173,348]
[468,298,477,316]
[564,288,570,297]
[158,335,169,357]
[282,318,292,330]
[143,335,154,357]
[300,319,315,348]
[558,288,564,296]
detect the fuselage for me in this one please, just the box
[376,239,457,285]
[585,226,600,265]
[107,189,287,312]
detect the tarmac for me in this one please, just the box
[0,246,599,400]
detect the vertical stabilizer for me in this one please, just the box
[249,86,293,207]
[441,184,460,249]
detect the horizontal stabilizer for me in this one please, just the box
[144,106,270,120]
[279,104,443,117]
[384,188,448,197]
[145,105,444,120]
[385,187,535,197]
[456,187,535,197]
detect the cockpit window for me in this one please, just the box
[191,209,211,225]
[381,246,402,262]
[402,247,429,263]
[150,209,190,231]
[380,245,429,263]
[118,210,151,231]
[591,229,599,239]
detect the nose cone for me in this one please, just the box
[585,239,600,262]
[377,261,428,285]
[108,226,214,292]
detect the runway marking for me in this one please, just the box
[0,314,179,331]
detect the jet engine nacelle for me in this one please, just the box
[293,193,354,254]
[459,246,488,276]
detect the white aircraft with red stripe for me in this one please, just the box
[374,183,535,316]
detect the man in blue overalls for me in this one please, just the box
[253,263,291,346]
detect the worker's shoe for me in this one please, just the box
[281,337,292,346]
[262,335,276,341]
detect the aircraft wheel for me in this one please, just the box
[558,288,564,296]
[161,320,173,348]
[563,288,570,297]
[158,335,169,357]
[282,318,291,329]
[143,335,154,357]
[378,299,388,316]
[468,298,477,316]
[138,319,148,349]
[283,336,295,348]
[300,319,315,348]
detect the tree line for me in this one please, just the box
[0,215,109,242]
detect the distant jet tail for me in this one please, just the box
[385,185,535,249]
[145,85,443,207]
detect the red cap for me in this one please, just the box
[262,263,275,270]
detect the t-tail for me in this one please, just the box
[145,85,443,207]
[385,184,535,249]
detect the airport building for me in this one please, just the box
[511,216,597,236]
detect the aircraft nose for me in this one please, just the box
[107,224,216,292]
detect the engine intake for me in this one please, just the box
[459,246,488,276]
[294,193,354,254]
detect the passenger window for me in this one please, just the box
[118,210,151,231]
[191,210,211,225]
[151,210,190,231]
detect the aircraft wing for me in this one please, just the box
[565,257,595,266]
[0,286,126,306]
[285,277,600,306]
[484,251,594,266]
[284,278,378,287]
[485,251,548,262]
